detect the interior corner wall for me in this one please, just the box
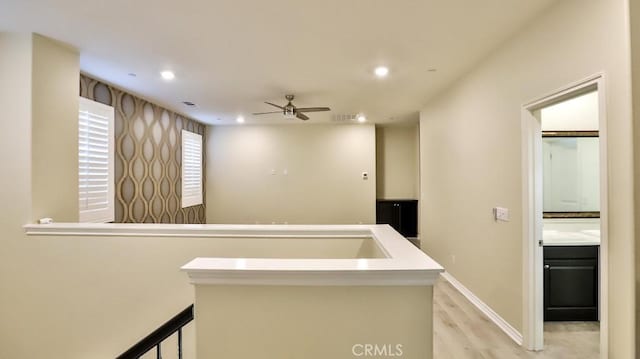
[0,32,33,230]
[80,75,206,224]
[31,33,79,222]
[0,32,34,359]
[205,124,376,224]
[419,0,634,356]
[375,123,419,200]
[0,34,201,358]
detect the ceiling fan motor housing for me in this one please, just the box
[283,105,296,118]
[284,105,296,118]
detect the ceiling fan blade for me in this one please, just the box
[296,107,331,113]
[252,111,283,115]
[265,101,284,110]
[296,112,310,121]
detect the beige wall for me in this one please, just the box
[31,34,79,222]
[0,32,32,357]
[196,285,433,359]
[376,124,419,199]
[631,0,640,352]
[0,33,378,359]
[206,124,376,224]
[419,0,634,356]
[0,33,199,359]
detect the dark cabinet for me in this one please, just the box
[376,200,418,238]
[544,246,599,321]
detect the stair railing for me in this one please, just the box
[116,304,194,359]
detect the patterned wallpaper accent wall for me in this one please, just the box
[80,74,206,223]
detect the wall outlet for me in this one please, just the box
[494,207,510,222]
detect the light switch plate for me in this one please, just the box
[362,172,368,180]
[494,207,509,222]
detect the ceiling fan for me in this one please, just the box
[252,94,330,121]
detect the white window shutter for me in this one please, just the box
[78,97,115,223]
[181,130,203,208]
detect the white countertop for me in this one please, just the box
[542,218,600,246]
[543,229,600,246]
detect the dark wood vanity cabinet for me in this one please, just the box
[376,200,418,238]
[544,246,599,321]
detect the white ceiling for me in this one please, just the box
[0,0,556,125]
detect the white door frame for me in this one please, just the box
[520,73,608,356]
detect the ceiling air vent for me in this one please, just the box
[331,114,358,122]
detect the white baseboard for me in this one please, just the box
[440,271,523,346]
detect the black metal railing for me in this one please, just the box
[117,304,194,359]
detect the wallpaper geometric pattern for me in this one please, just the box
[80,75,206,223]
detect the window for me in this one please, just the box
[181,130,203,208]
[78,97,115,223]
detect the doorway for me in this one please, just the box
[521,74,608,357]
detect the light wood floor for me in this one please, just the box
[434,278,599,359]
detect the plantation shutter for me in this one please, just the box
[78,97,115,223]
[181,130,203,208]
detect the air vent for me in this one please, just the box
[331,114,358,122]
[182,101,196,107]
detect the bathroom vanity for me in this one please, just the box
[541,128,601,322]
[543,245,598,321]
[543,219,600,321]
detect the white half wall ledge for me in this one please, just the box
[441,271,524,345]
[23,223,373,237]
[183,265,441,286]
[24,223,444,286]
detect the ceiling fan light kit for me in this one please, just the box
[252,94,330,121]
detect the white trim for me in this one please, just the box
[23,222,373,238]
[441,272,523,345]
[521,104,544,351]
[522,73,603,110]
[185,264,441,286]
[520,73,608,356]
[596,78,608,359]
[24,223,444,287]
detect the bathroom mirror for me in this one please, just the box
[542,133,599,217]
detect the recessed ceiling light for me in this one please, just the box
[357,114,367,123]
[160,70,175,80]
[236,115,245,124]
[374,66,389,78]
